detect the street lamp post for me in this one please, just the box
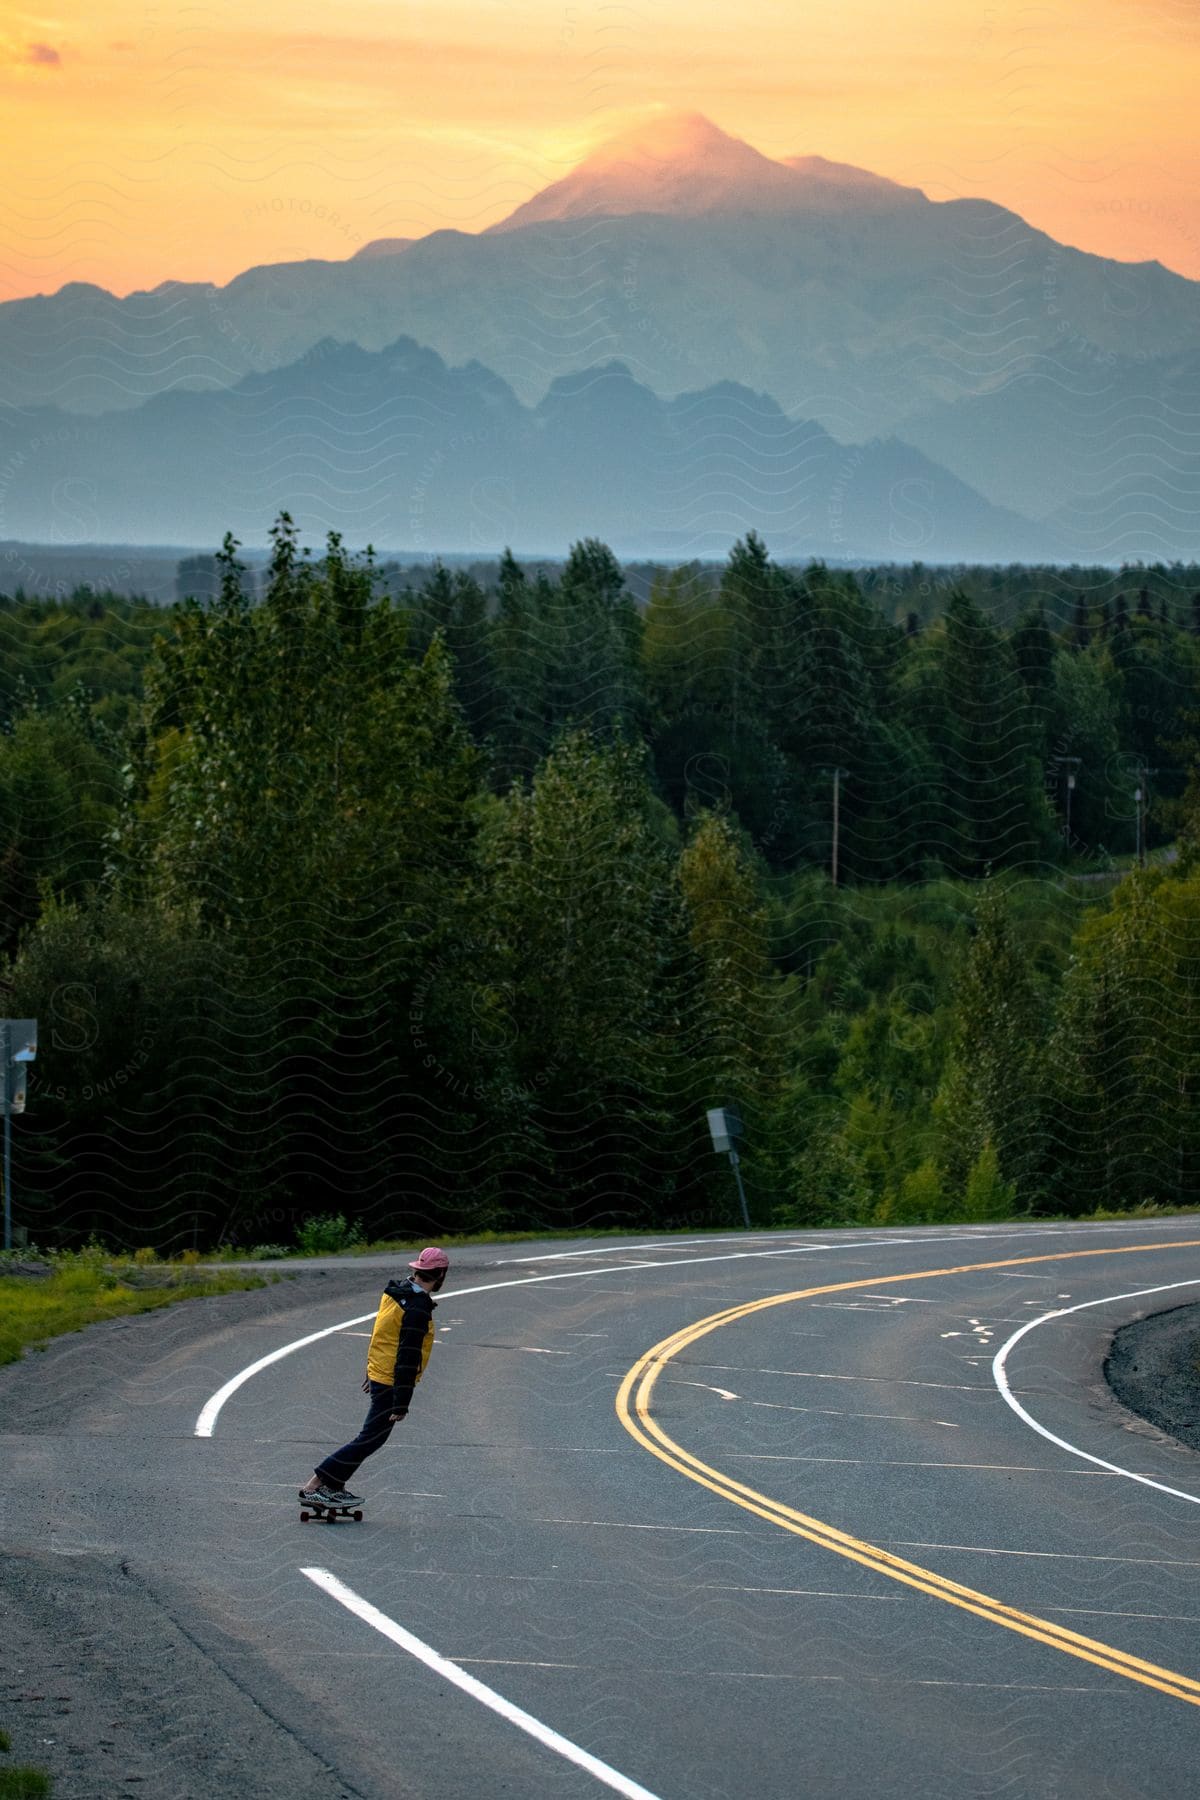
[1132,761,1155,867]
[1061,756,1080,842]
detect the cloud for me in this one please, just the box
[26,42,61,66]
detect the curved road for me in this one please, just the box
[6,1219,1200,1798]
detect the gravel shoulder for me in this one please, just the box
[0,1547,369,1800]
[0,1267,396,1800]
[1104,1300,1200,1450]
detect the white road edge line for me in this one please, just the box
[488,1233,811,1264]
[192,1245,831,1437]
[991,1276,1200,1507]
[301,1567,664,1800]
[196,1224,1200,1440]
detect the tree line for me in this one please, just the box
[4,522,1200,1248]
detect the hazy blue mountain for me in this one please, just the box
[2,114,1196,459]
[896,348,1200,561]
[0,336,1055,561]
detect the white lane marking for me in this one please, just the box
[194,1243,839,1436]
[992,1277,1200,1507]
[690,1362,983,1393]
[888,1539,1200,1568]
[855,1294,938,1304]
[490,1233,815,1263]
[541,1518,745,1535]
[197,1225,1200,1437]
[486,1219,1200,1266]
[745,1399,958,1426]
[301,1568,664,1800]
[811,1302,914,1312]
[733,1455,1108,1473]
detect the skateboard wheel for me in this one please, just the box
[353,1511,363,1522]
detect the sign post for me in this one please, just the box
[2,1019,38,1251]
[706,1105,750,1229]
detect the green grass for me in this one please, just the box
[0,1736,51,1800]
[0,1263,269,1366]
[0,1769,51,1799]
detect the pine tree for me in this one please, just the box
[1012,603,1057,762]
[934,881,1048,1199]
[484,731,678,1222]
[491,548,546,786]
[128,517,486,1237]
[920,591,1051,874]
[962,1140,1017,1221]
[1069,593,1091,650]
[1047,871,1197,1213]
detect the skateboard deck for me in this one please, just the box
[299,1500,364,1523]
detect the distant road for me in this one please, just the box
[5,1219,1200,1798]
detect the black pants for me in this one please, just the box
[315,1381,398,1487]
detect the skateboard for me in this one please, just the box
[299,1499,364,1523]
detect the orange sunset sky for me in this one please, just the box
[2,0,1198,301]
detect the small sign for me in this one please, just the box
[707,1107,742,1154]
[5,1020,37,1062]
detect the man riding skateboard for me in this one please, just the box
[299,1246,450,1508]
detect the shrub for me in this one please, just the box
[896,1158,950,1223]
[0,1767,52,1798]
[295,1213,364,1256]
[963,1140,1018,1222]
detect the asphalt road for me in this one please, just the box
[6,1218,1200,1800]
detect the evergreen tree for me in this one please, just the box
[485,731,678,1222]
[909,591,1051,874]
[544,539,643,735]
[1047,872,1200,1213]
[1049,644,1122,854]
[123,516,486,1237]
[1069,593,1091,651]
[1012,602,1057,764]
[934,882,1048,1199]
[676,811,782,1218]
[490,548,547,785]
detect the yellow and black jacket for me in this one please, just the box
[366,1277,436,1410]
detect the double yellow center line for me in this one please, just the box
[615,1240,1200,1707]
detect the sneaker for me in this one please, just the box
[301,1482,362,1506]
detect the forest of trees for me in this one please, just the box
[5,523,1200,1249]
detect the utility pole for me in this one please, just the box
[1134,762,1155,868]
[827,766,849,888]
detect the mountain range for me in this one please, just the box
[0,335,1056,561]
[2,112,1198,560]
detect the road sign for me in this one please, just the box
[2,1019,37,1249]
